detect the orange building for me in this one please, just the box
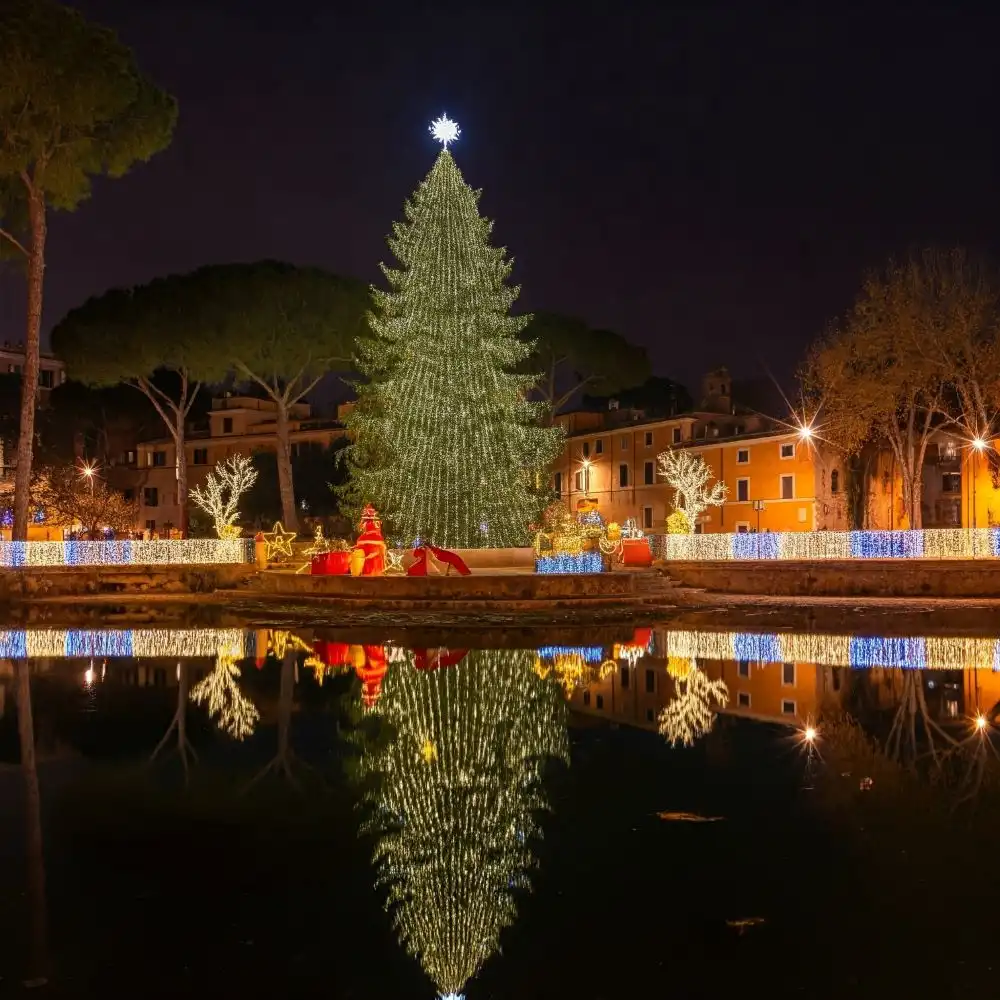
[133,395,345,534]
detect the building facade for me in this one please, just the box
[132,395,344,533]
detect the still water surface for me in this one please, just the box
[2,618,998,997]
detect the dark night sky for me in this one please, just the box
[2,1,998,394]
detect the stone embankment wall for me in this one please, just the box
[0,564,255,600]
[664,559,1000,598]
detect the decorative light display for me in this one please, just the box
[262,522,296,561]
[429,113,461,148]
[658,663,729,747]
[342,126,562,548]
[189,454,258,538]
[0,538,253,567]
[385,548,406,575]
[303,525,330,557]
[359,648,568,998]
[656,527,1000,561]
[657,449,728,533]
[189,653,260,740]
[0,627,250,660]
[660,629,1000,672]
[535,551,602,573]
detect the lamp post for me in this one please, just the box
[972,437,987,530]
[79,461,96,497]
[581,457,591,497]
[752,499,766,532]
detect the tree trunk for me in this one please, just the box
[274,400,298,532]
[13,188,46,542]
[174,424,188,538]
[15,661,49,986]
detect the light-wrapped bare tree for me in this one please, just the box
[189,454,258,538]
[657,449,728,533]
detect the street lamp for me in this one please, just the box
[79,460,97,496]
[971,436,987,530]
[798,424,814,442]
[581,457,592,496]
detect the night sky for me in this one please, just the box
[2,1,998,395]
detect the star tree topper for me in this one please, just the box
[429,113,460,149]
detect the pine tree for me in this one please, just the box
[360,649,567,998]
[345,130,562,548]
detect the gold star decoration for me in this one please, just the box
[421,738,438,764]
[263,522,296,561]
[385,548,406,575]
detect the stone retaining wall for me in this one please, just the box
[664,559,1000,598]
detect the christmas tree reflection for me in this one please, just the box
[359,648,568,998]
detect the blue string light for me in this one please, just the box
[536,645,605,664]
[535,551,603,573]
[733,632,782,662]
[848,636,927,669]
[732,533,780,559]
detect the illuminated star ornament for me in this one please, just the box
[429,113,460,149]
[263,522,296,561]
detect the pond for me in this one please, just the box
[2,614,998,997]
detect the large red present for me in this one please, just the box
[311,551,352,575]
[621,537,652,567]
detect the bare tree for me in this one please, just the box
[149,661,197,783]
[190,654,259,741]
[189,454,258,538]
[658,662,729,747]
[33,467,137,536]
[246,649,309,789]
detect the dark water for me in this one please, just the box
[2,618,999,997]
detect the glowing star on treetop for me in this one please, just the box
[429,113,460,148]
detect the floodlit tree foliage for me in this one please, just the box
[657,448,728,533]
[519,311,651,420]
[189,454,258,538]
[0,0,176,539]
[801,252,998,528]
[32,467,137,536]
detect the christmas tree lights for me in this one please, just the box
[344,121,562,547]
[189,454,258,538]
[359,648,568,997]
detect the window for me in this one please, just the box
[583,690,590,706]
[737,478,749,502]
[672,427,682,444]
[574,470,584,491]
[830,469,840,494]
[596,694,604,710]
[736,448,750,464]
[735,522,750,533]
[780,442,795,459]
[620,435,629,450]
[39,369,53,388]
[737,691,751,708]
[152,450,166,467]
[738,660,750,678]
[193,448,208,465]
[781,700,796,715]
[595,439,604,455]
[780,474,794,499]
[619,464,629,488]
[642,506,653,529]
[583,441,590,458]
[942,440,957,461]
[645,669,655,693]
[942,473,961,494]
[644,460,654,485]
[620,665,630,688]
[553,471,562,497]
[782,662,795,686]
[222,417,233,434]
[144,519,156,532]
[644,431,653,447]
[645,707,655,722]
[126,450,135,464]
[122,488,135,503]
[143,487,158,507]
[944,698,959,718]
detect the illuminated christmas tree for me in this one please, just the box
[360,648,567,998]
[345,116,562,547]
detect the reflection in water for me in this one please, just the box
[359,648,568,999]
[658,663,728,747]
[190,653,259,740]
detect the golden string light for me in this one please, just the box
[359,648,568,998]
[189,454,258,538]
[658,664,729,747]
[344,141,562,547]
[0,538,253,567]
[189,653,259,740]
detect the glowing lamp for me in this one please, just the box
[973,437,987,452]
[798,425,814,441]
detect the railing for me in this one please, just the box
[0,538,255,568]
[652,528,1000,561]
[661,629,999,671]
[0,627,251,659]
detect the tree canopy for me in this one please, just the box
[519,311,650,418]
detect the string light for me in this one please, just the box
[0,628,250,660]
[189,454,258,538]
[535,551,603,573]
[658,664,729,747]
[656,527,1000,561]
[262,522,296,561]
[657,448,728,532]
[0,538,253,567]
[189,653,259,740]
[343,134,562,548]
[660,629,1000,671]
[359,648,568,998]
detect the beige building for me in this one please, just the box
[133,394,345,533]
[0,341,66,401]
